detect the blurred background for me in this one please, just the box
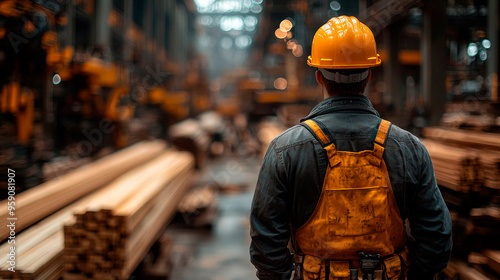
[0,0,499,279]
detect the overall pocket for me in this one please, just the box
[382,255,402,280]
[302,255,322,280]
[329,261,350,280]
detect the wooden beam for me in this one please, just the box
[0,140,167,242]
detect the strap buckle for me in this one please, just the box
[292,254,304,279]
[293,253,304,264]
[359,252,381,280]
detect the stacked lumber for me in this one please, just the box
[178,186,217,213]
[422,127,500,150]
[42,156,92,182]
[480,152,500,190]
[422,127,500,191]
[483,250,500,276]
[420,139,483,192]
[140,233,174,280]
[177,185,218,227]
[442,259,493,280]
[64,150,195,280]
[0,200,83,279]
[169,119,210,169]
[0,140,167,241]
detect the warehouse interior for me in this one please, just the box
[0,0,499,279]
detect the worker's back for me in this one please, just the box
[250,15,452,280]
[250,95,452,280]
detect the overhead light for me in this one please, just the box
[194,0,215,9]
[467,42,478,57]
[220,16,244,31]
[198,15,213,26]
[244,16,258,27]
[286,39,297,50]
[280,19,293,32]
[292,45,303,57]
[479,49,488,61]
[275,28,287,39]
[251,4,262,13]
[235,35,252,48]
[482,39,491,49]
[52,74,61,85]
[274,77,287,90]
[330,1,341,11]
[221,37,233,49]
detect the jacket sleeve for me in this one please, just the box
[407,141,453,280]
[250,140,293,280]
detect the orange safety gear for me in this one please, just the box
[293,119,408,280]
[307,16,382,69]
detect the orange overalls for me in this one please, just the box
[293,119,409,280]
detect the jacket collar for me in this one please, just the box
[301,94,380,122]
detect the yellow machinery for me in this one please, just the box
[0,0,208,158]
[0,82,33,144]
[149,87,190,121]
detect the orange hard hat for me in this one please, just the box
[307,16,381,69]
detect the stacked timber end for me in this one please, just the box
[422,127,500,194]
[0,140,167,242]
[420,139,484,193]
[422,127,500,279]
[0,142,195,280]
[63,150,195,280]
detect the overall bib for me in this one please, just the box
[293,119,409,280]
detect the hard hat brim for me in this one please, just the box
[307,55,382,69]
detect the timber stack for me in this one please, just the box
[63,150,195,280]
[422,127,500,195]
[169,119,210,169]
[422,126,500,150]
[0,145,194,280]
[422,127,500,279]
[420,139,483,193]
[0,140,168,242]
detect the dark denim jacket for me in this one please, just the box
[250,95,452,280]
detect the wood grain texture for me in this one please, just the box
[0,142,196,280]
[0,140,168,242]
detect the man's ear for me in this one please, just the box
[367,70,372,81]
[315,70,324,86]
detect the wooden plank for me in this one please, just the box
[62,150,195,280]
[421,139,483,192]
[483,250,500,275]
[0,140,167,241]
[423,127,500,150]
[0,144,199,280]
[442,259,491,280]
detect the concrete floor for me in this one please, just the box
[168,155,261,280]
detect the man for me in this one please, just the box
[250,16,452,280]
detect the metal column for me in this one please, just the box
[420,0,447,126]
[95,0,112,47]
[487,0,499,102]
[123,0,133,62]
[383,23,402,116]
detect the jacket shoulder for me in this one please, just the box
[387,124,428,153]
[270,124,315,151]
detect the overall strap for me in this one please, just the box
[374,119,392,146]
[300,119,334,147]
[369,119,392,163]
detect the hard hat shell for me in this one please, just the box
[307,16,381,69]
